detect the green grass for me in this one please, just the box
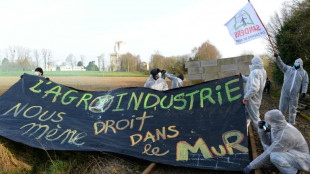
[0,71,149,77]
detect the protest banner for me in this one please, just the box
[0,74,250,171]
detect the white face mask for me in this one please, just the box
[34,71,39,76]
[158,72,162,79]
[249,65,252,71]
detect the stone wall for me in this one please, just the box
[185,55,252,81]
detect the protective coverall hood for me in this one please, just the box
[150,68,160,80]
[265,109,287,130]
[250,56,264,70]
[295,58,303,68]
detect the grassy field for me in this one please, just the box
[0,71,149,77]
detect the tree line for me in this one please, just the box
[0,46,106,72]
[0,40,221,73]
[149,41,221,75]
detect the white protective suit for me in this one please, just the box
[165,73,183,89]
[144,75,156,88]
[242,56,267,131]
[249,109,310,173]
[276,57,309,125]
[144,75,168,91]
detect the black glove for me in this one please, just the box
[20,75,24,79]
[258,121,265,129]
[274,53,278,58]
[45,77,50,81]
[301,93,306,99]
[243,165,252,174]
[161,70,166,74]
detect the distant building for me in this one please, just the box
[110,53,120,72]
[140,62,149,71]
[57,65,86,71]
[110,41,126,72]
[46,64,57,71]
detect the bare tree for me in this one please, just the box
[47,50,52,71]
[150,51,165,70]
[15,46,32,70]
[265,1,294,54]
[8,46,16,62]
[194,41,221,60]
[80,54,86,66]
[16,46,31,61]
[97,53,104,71]
[41,48,52,71]
[33,49,40,67]
[119,53,141,72]
[3,48,9,60]
[66,53,76,70]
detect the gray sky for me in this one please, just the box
[0,0,286,67]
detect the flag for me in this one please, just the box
[225,2,267,45]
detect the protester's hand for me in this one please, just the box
[258,121,266,129]
[242,99,247,105]
[301,93,306,99]
[161,70,166,75]
[274,53,279,60]
[237,72,242,77]
[45,77,50,81]
[20,75,24,79]
[243,165,252,174]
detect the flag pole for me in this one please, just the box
[250,2,276,54]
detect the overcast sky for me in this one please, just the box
[0,0,286,67]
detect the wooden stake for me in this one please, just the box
[249,125,263,174]
[142,162,156,174]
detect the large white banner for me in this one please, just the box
[225,2,267,44]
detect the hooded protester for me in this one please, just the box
[144,68,160,88]
[274,54,309,125]
[34,67,44,76]
[243,109,310,174]
[20,67,49,80]
[165,72,184,89]
[240,55,267,131]
[144,68,168,91]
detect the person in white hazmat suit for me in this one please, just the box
[243,109,310,174]
[274,53,309,125]
[163,71,184,89]
[144,68,168,91]
[239,55,267,132]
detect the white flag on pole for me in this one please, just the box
[225,2,267,45]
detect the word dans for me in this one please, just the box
[130,126,179,146]
[234,25,261,38]
[176,130,248,161]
